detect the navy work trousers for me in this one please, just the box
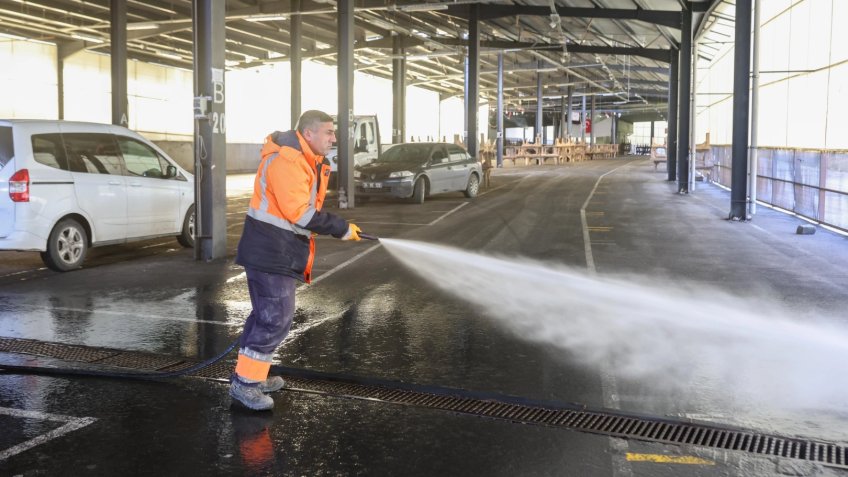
[239,267,297,356]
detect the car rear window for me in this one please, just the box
[32,134,70,170]
[0,126,13,168]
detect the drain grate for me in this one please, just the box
[1,337,846,470]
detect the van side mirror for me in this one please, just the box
[166,165,177,178]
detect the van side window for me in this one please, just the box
[0,126,13,168]
[117,137,170,179]
[62,133,123,175]
[31,134,69,170]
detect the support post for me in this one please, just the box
[536,62,543,142]
[192,0,227,260]
[290,0,302,128]
[110,0,128,127]
[466,4,480,157]
[749,0,761,215]
[57,57,64,119]
[581,94,586,144]
[677,5,692,193]
[392,35,406,144]
[497,51,504,167]
[729,0,752,220]
[667,52,679,181]
[590,94,596,145]
[566,85,573,140]
[338,0,355,208]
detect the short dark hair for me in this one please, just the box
[296,110,333,134]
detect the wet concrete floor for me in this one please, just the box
[1,158,847,476]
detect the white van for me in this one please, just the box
[0,120,195,271]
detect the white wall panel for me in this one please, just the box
[825,62,848,150]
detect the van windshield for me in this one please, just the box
[0,127,13,168]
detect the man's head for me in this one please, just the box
[296,110,335,156]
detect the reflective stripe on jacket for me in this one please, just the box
[236,130,348,282]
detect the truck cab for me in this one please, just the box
[326,115,381,176]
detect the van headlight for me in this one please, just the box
[389,171,413,178]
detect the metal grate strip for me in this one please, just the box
[1,337,847,470]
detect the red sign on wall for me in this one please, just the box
[585,118,592,134]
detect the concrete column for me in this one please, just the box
[392,35,406,144]
[581,94,586,143]
[536,62,543,142]
[290,0,301,128]
[110,0,128,127]
[57,57,64,119]
[497,52,503,167]
[566,85,573,140]
[337,0,354,207]
[465,4,480,157]
[192,0,227,260]
[667,52,679,181]
[729,0,752,219]
[590,94,596,145]
[677,5,692,193]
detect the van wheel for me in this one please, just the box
[464,173,480,198]
[41,219,88,272]
[177,205,195,248]
[411,178,426,204]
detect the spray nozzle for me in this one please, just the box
[359,232,379,241]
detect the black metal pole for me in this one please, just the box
[392,35,406,144]
[110,0,128,127]
[466,4,480,157]
[667,52,678,181]
[676,5,692,193]
[338,0,355,207]
[497,51,503,167]
[290,0,302,128]
[729,0,752,220]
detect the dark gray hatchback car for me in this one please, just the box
[354,142,482,204]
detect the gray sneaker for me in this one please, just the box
[230,379,274,411]
[258,376,285,393]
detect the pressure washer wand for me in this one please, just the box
[359,232,379,241]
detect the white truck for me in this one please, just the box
[326,115,381,187]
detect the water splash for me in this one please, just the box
[379,238,848,410]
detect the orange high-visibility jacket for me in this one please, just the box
[236,130,347,282]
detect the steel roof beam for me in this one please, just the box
[444,4,682,30]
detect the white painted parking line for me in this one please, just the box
[0,268,47,279]
[0,407,96,461]
[427,202,468,226]
[347,221,430,226]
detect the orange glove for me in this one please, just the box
[342,223,361,241]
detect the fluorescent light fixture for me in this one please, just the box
[398,3,449,12]
[156,51,182,60]
[315,41,331,50]
[0,32,28,40]
[127,23,159,31]
[71,33,104,43]
[366,34,383,41]
[247,15,287,22]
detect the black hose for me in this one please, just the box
[0,339,239,381]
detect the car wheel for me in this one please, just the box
[411,178,426,204]
[464,173,480,198]
[41,218,88,272]
[177,205,196,248]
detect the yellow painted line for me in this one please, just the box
[585,211,605,216]
[588,226,613,232]
[625,453,714,465]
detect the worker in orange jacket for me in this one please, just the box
[231,110,361,411]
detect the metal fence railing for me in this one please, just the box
[702,146,848,232]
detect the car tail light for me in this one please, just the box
[9,169,29,202]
